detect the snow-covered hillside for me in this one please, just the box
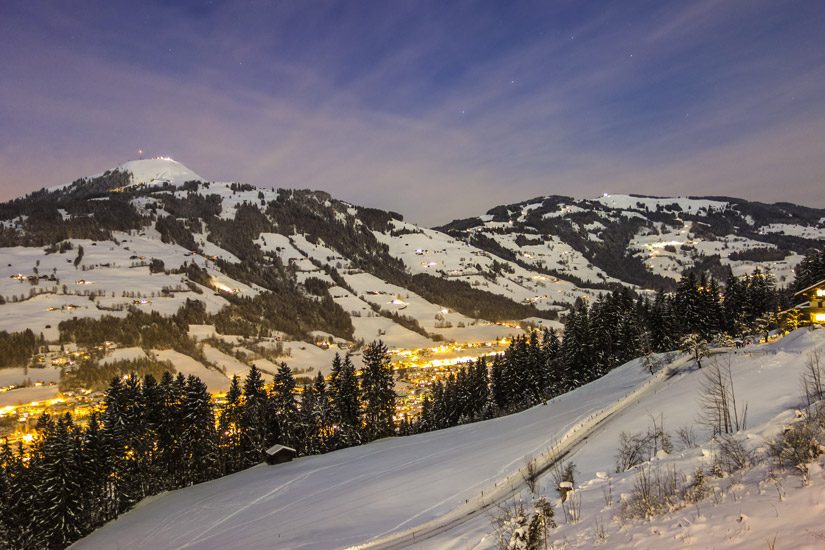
[0,159,540,381]
[118,157,203,187]
[439,193,825,288]
[75,328,825,549]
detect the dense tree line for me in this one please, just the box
[0,341,395,549]
[212,289,355,341]
[59,294,354,355]
[407,273,552,322]
[58,300,208,360]
[0,330,38,369]
[59,357,173,392]
[794,248,825,292]
[155,215,198,251]
[417,266,786,433]
[0,171,148,247]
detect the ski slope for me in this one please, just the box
[76,351,660,549]
[76,328,825,549]
[425,327,825,549]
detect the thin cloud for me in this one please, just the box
[1,1,824,226]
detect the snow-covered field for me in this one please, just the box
[150,349,230,393]
[76,328,825,549]
[0,385,59,408]
[375,220,598,309]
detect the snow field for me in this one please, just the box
[427,328,825,549]
[76,345,666,549]
[150,349,230,393]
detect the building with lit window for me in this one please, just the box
[792,278,825,325]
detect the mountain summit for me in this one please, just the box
[116,157,203,187]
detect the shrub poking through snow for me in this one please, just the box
[492,498,556,550]
[770,402,825,480]
[801,349,825,411]
[698,358,747,437]
[615,415,672,472]
[619,465,706,521]
[550,460,576,501]
[712,434,755,476]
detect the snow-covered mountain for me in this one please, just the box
[438,193,825,289]
[74,327,825,549]
[2,159,824,380]
[0,159,565,382]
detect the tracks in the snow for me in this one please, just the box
[351,354,698,550]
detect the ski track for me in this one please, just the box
[175,442,420,549]
[351,354,696,549]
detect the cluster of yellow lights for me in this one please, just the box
[814,313,825,323]
[816,289,825,297]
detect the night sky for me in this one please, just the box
[2,1,825,225]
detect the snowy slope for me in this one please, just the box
[75,328,825,549]
[426,328,825,549]
[374,220,597,309]
[76,353,657,549]
[440,193,825,287]
[6,160,824,376]
[119,158,203,187]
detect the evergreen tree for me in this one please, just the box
[78,412,111,530]
[181,375,219,485]
[722,273,746,335]
[418,394,434,432]
[271,363,300,449]
[744,268,777,327]
[101,376,138,514]
[329,353,362,447]
[239,365,269,467]
[560,298,593,387]
[299,382,319,455]
[793,249,825,292]
[470,358,491,419]
[490,355,508,410]
[121,374,152,506]
[36,414,84,548]
[218,375,243,474]
[674,272,703,337]
[310,372,332,453]
[1,441,32,548]
[140,374,166,494]
[154,370,185,490]
[361,341,396,440]
[648,290,677,352]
